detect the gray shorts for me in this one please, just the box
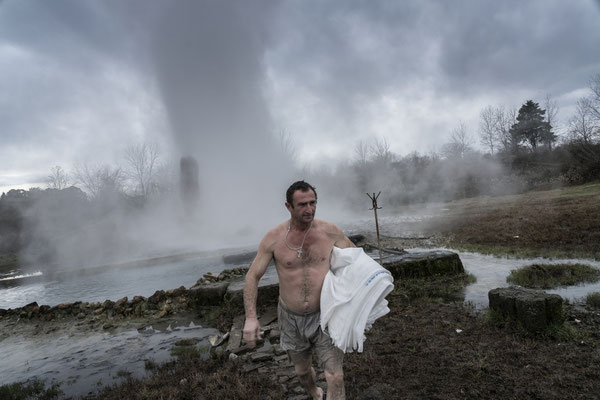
[277,299,344,372]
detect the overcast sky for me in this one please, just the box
[1,0,600,193]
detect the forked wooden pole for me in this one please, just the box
[367,192,383,264]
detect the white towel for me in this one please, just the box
[320,246,394,353]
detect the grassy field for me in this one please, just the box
[428,181,600,260]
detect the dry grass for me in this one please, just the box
[432,185,600,259]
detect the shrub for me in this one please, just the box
[507,263,600,289]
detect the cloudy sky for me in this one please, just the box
[1,0,600,193]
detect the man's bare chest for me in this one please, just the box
[274,233,332,270]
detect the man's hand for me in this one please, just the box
[242,317,262,349]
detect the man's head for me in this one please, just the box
[285,180,317,224]
[286,181,317,206]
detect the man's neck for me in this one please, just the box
[290,219,312,231]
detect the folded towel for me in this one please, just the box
[320,246,394,353]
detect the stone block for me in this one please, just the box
[189,281,230,306]
[383,250,464,279]
[488,286,564,332]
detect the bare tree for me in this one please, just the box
[370,137,393,165]
[46,166,69,190]
[479,106,498,155]
[124,142,160,199]
[442,122,474,159]
[496,105,518,153]
[543,94,560,150]
[354,139,370,167]
[73,163,124,199]
[588,73,600,121]
[568,98,599,144]
[544,94,559,127]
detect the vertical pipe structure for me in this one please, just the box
[367,192,383,264]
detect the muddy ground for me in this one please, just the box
[4,183,600,399]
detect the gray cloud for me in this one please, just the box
[1,0,600,187]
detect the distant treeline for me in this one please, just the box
[306,73,600,209]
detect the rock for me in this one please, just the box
[77,313,86,319]
[258,308,278,327]
[167,286,187,297]
[102,300,115,310]
[383,250,464,278]
[57,302,74,310]
[103,322,114,330]
[273,344,286,356]
[203,272,221,282]
[189,281,230,306]
[148,290,166,304]
[23,302,39,312]
[115,296,128,308]
[227,316,244,353]
[269,329,281,340]
[132,296,146,303]
[242,363,261,373]
[251,352,273,362]
[488,286,565,332]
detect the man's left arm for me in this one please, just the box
[333,224,357,249]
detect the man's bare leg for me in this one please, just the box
[324,369,345,399]
[293,355,323,400]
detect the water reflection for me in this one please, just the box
[0,321,219,398]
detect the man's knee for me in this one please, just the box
[324,369,344,384]
[294,361,313,378]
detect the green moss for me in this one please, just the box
[144,359,158,370]
[115,370,131,378]
[170,344,209,359]
[506,263,600,289]
[0,379,62,400]
[585,292,600,308]
[393,272,476,302]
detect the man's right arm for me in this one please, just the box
[242,234,274,348]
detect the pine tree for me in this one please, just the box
[509,100,554,152]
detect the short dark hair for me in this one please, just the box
[286,180,317,205]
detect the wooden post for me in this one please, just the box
[367,192,383,264]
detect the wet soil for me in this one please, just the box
[343,295,600,400]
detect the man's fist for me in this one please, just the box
[242,317,262,348]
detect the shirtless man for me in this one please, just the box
[243,181,355,400]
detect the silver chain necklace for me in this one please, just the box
[285,221,312,258]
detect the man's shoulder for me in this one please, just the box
[314,218,339,230]
[313,219,343,236]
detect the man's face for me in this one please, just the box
[286,189,317,224]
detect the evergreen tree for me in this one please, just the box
[509,100,554,152]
